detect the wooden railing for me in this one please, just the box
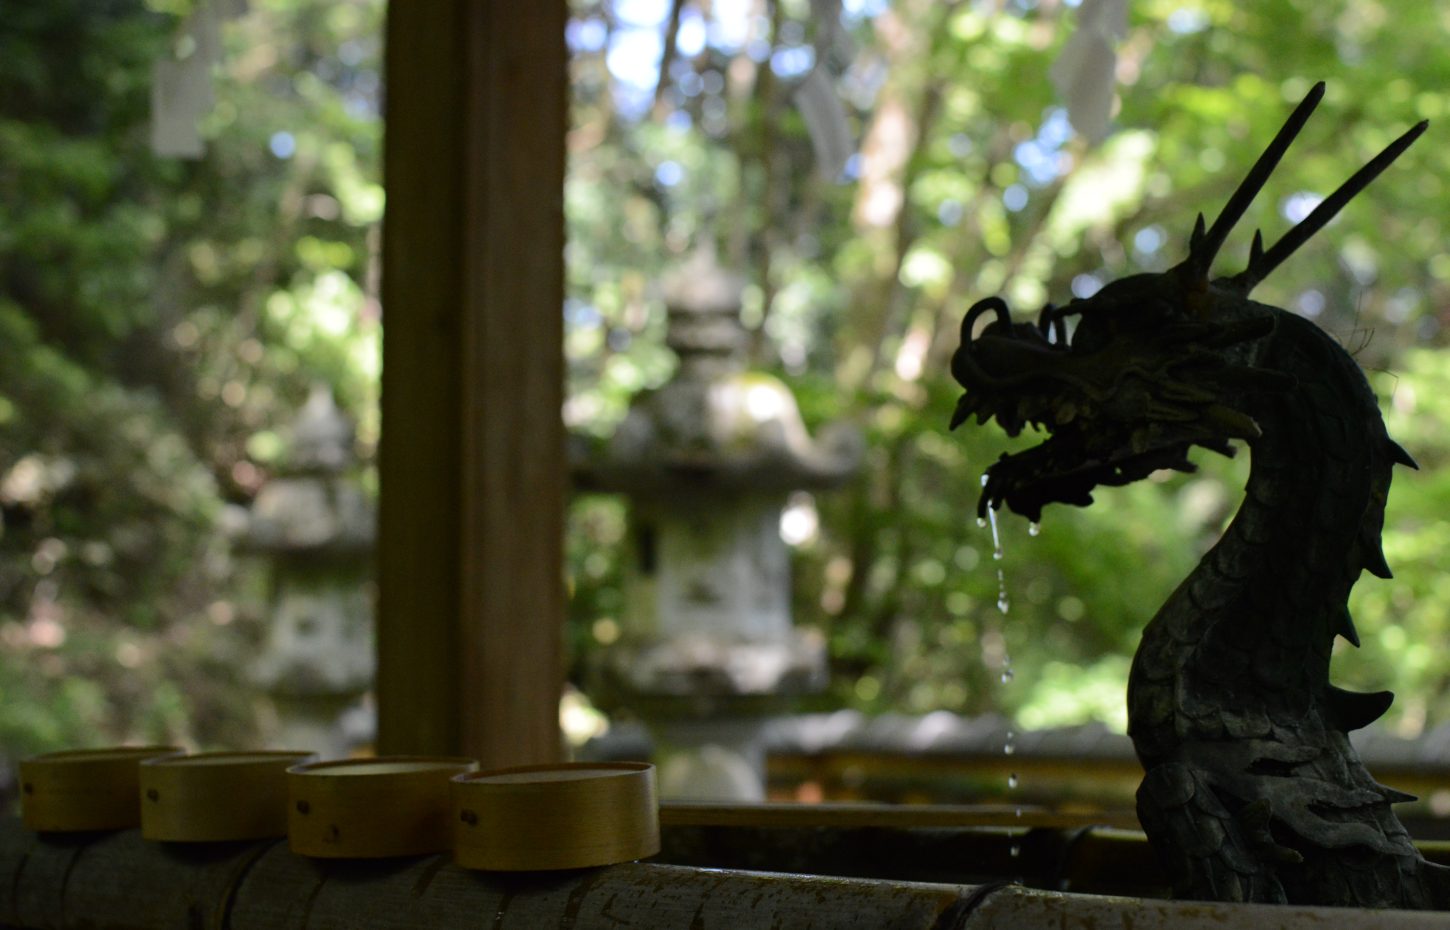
[765,743,1450,838]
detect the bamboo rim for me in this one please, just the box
[19,746,183,832]
[139,750,317,842]
[287,755,478,858]
[452,762,659,871]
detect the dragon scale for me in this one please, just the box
[1128,309,1446,907]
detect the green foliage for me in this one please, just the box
[0,0,380,758]
[1340,351,1450,734]
[9,0,1450,760]
[565,0,1450,736]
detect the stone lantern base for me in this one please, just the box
[593,630,826,802]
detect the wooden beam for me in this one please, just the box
[4,820,1447,929]
[0,822,982,930]
[378,0,565,764]
[660,801,1140,831]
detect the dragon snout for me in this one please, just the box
[953,297,1078,384]
[950,296,1076,433]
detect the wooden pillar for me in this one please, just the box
[378,0,565,765]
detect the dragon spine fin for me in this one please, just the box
[1326,685,1394,732]
[1361,529,1394,579]
[1337,605,1361,648]
[1388,439,1419,469]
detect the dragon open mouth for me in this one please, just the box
[950,290,1283,524]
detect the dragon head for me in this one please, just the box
[951,82,1425,523]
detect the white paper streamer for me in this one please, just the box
[1050,0,1128,143]
[794,67,855,182]
[150,55,212,158]
[149,0,249,159]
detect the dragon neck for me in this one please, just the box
[1133,311,1396,735]
[1234,314,1389,592]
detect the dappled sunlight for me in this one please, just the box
[9,0,1450,819]
[1,0,382,759]
[566,0,1450,808]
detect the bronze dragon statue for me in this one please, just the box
[950,83,1447,908]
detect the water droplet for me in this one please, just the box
[1000,667,1015,684]
[1009,843,1021,858]
[1004,741,1016,756]
[1008,773,1019,789]
[979,472,1011,613]
[1028,521,1040,537]
[1015,806,1023,818]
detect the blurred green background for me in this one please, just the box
[4,0,1450,761]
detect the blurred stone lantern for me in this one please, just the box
[574,249,861,799]
[244,384,375,758]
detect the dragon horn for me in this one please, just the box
[1229,116,1428,293]
[960,296,1010,343]
[1177,81,1326,283]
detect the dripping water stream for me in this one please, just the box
[980,474,1024,863]
[978,476,1009,614]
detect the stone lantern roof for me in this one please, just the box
[288,381,357,474]
[575,249,861,496]
[244,384,374,555]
